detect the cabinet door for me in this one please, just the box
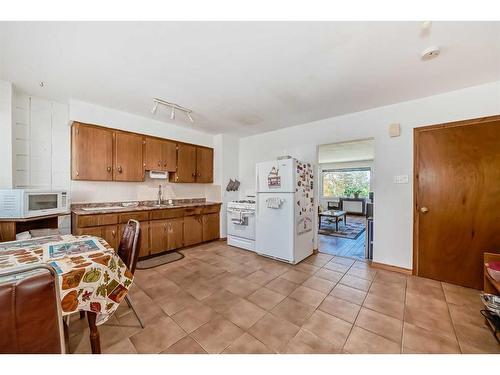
[120,221,150,258]
[183,215,203,246]
[144,137,164,171]
[72,123,113,181]
[173,143,197,183]
[196,147,214,183]
[74,226,102,237]
[114,132,144,181]
[162,140,177,172]
[101,225,119,250]
[149,220,168,255]
[202,213,220,242]
[167,218,184,250]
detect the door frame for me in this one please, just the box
[412,114,500,275]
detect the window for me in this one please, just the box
[322,168,371,198]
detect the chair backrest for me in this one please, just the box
[0,264,65,354]
[117,219,141,274]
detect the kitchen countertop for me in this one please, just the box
[71,199,221,216]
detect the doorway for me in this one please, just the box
[414,116,500,289]
[316,139,375,259]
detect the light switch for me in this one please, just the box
[389,123,401,137]
[394,175,409,184]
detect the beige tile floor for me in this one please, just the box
[69,241,500,354]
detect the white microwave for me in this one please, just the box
[0,189,70,219]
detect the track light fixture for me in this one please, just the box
[151,102,159,114]
[151,98,194,123]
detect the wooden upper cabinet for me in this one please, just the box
[72,123,113,180]
[144,137,177,172]
[171,144,214,183]
[173,143,197,183]
[71,122,212,183]
[114,132,144,181]
[196,147,214,183]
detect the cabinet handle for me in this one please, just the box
[112,230,116,237]
[158,161,161,167]
[107,166,112,173]
[192,172,196,177]
[117,166,123,173]
[197,172,201,177]
[176,176,179,181]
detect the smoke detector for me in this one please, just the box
[421,46,440,61]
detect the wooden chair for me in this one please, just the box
[117,219,144,328]
[0,264,65,353]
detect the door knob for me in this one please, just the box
[420,206,429,213]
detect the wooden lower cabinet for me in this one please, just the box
[72,204,221,259]
[167,218,184,251]
[150,219,169,255]
[75,224,118,250]
[183,215,203,247]
[202,213,220,242]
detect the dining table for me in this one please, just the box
[0,234,134,354]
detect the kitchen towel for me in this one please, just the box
[266,197,284,209]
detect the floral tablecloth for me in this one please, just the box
[0,234,133,325]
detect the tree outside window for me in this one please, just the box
[322,168,370,198]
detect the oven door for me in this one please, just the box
[227,208,255,240]
[24,191,65,217]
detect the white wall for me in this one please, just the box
[239,81,500,269]
[68,100,220,203]
[0,80,13,188]
[213,134,240,237]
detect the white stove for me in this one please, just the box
[227,198,256,251]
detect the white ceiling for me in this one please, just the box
[0,21,499,136]
[318,139,375,164]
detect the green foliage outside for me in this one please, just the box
[322,170,370,198]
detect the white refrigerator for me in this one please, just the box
[255,158,314,264]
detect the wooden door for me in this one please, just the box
[150,220,168,255]
[196,147,214,183]
[173,143,197,183]
[144,137,164,171]
[202,213,220,242]
[162,141,177,172]
[183,215,203,246]
[114,132,144,181]
[101,225,119,250]
[167,218,184,250]
[120,222,150,258]
[72,123,113,180]
[414,116,500,289]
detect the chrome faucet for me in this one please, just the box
[157,184,162,205]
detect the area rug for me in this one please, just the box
[318,219,366,239]
[136,251,184,270]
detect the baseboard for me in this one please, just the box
[370,261,412,275]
